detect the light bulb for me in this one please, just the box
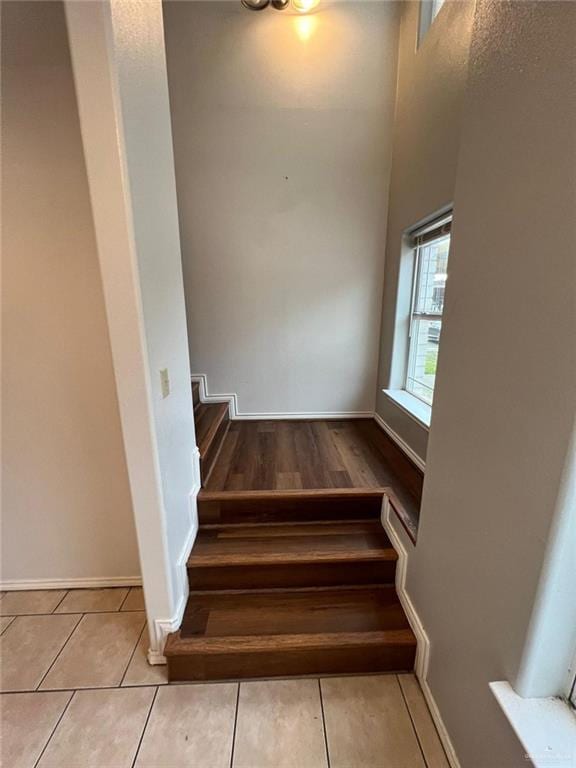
[292,0,319,13]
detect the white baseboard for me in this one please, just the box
[233,410,374,420]
[148,448,201,665]
[0,576,142,591]
[382,498,460,768]
[191,374,237,418]
[191,374,374,421]
[373,412,426,472]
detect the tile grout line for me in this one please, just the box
[229,682,241,768]
[118,587,132,612]
[51,591,70,613]
[318,679,331,768]
[120,622,148,687]
[34,613,85,691]
[131,685,159,768]
[396,674,430,768]
[0,616,15,636]
[33,689,76,768]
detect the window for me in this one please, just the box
[418,0,446,45]
[405,215,451,406]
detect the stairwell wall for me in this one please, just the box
[164,1,400,417]
[388,2,576,766]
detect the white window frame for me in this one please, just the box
[404,215,452,407]
[418,0,446,46]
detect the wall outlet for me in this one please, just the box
[160,368,170,398]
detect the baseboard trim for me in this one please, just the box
[149,449,201,665]
[373,412,426,472]
[0,576,142,590]
[233,411,374,420]
[382,498,460,768]
[191,374,376,421]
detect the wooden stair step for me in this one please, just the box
[188,520,397,589]
[165,586,416,681]
[197,488,386,525]
[194,402,230,483]
[192,381,200,411]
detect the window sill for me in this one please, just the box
[382,389,431,429]
[490,682,576,767]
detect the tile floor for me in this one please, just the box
[0,588,450,767]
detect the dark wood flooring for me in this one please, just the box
[207,419,402,490]
[167,403,421,682]
[205,419,422,538]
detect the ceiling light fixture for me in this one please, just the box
[241,0,317,11]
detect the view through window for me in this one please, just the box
[405,217,451,405]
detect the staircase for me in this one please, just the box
[192,380,230,484]
[165,485,417,681]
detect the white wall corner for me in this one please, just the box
[374,413,426,472]
[381,497,461,768]
[148,459,200,666]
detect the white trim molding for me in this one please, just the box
[382,388,431,429]
[0,576,142,591]
[234,411,374,420]
[374,412,426,472]
[382,498,461,768]
[148,448,201,665]
[491,681,576,768]
[191,374,374,421]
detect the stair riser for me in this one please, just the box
[200,414,230,484]
[187,560,396,590]
[198,495,383,525]
[167,644,415,682]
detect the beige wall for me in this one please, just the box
[375,0,475,461]
[164,1,399,416]
[406,1,576,765]
[1,1,140,584]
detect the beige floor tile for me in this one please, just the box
[135,683,237,767]
[321,675,426,768]
[55,587,129,613]
[54,588,128,613]
[0,616,15,634]
[37,687,155,768]
[0,691,72,768]
[0,590,66,616]
[40,611,145,690]
[0,614,81,692]
[122,625,168,686]
[398,674,450,768]
[233,679,327,768]
[121,586,145,611]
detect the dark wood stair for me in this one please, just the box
[165,585,415,681]
[165,488,417,681]
[197,488,386,525]
[188,520,398,590]
[192,382,230,484]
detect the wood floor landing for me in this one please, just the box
[204,419,423,538]
[205,419,394,491]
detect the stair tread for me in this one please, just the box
[198,487,389,501]
[189,521,396,567]
[165,627,415,655]
[195,402,229,457]
[178,585,412,639]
